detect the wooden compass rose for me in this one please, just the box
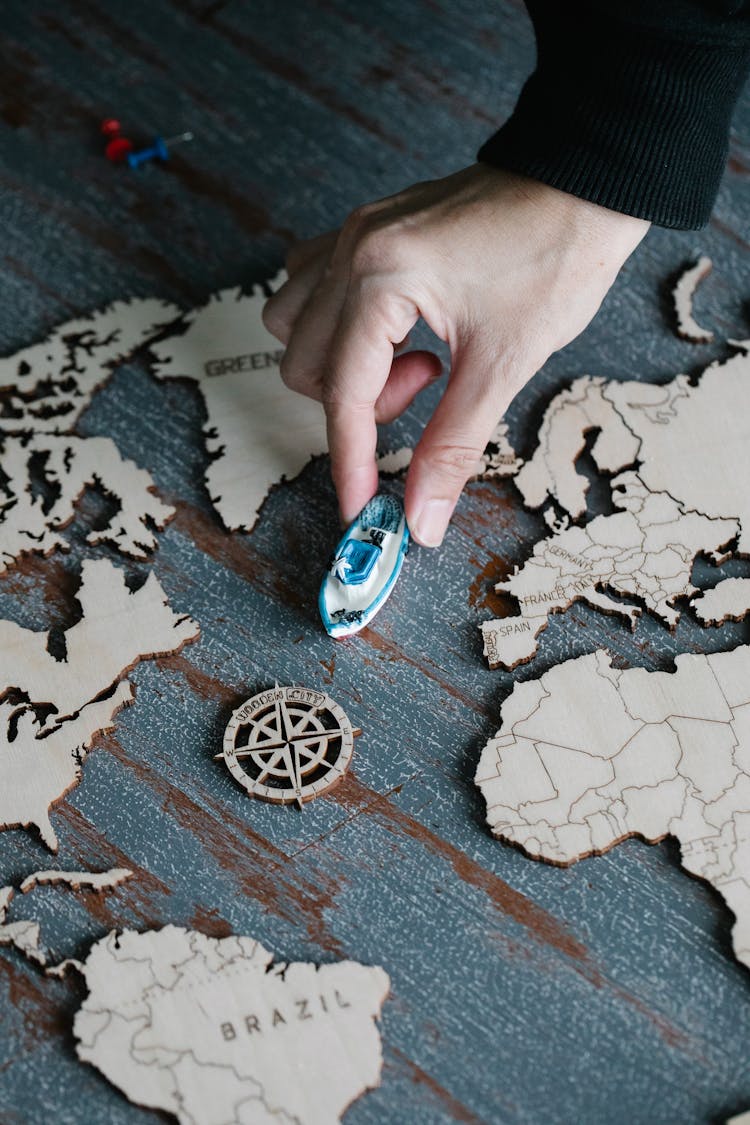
[216,686,359,806]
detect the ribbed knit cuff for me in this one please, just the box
[478,1,750,229]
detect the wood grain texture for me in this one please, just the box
[0,2,749,1123]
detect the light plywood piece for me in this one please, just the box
[605,349,750,552]
[0,434,174,573]
[74,924,390,1125]
[692,577,750,626]
[477,420,524,478]
[0,685,133,852]
[0,918,46,966]
[375,420,522,481]
[0,297,179,573]
[484,345,750,669]
[375,447,414,475]
[151,275,330,533]
[482,471,737,669]
[0,866,134,971]
[218,686,357,806]
[476,644,750,970]
[514,374,641,518]
[0,557,198,728]
[0,558,199,850]
[0,885,47,965]
[672,256,714,343]
[0,297,180,434]
[516,349,750,551]
[19,867,134,894]
[46,957,84,979]
[0,885,14,922]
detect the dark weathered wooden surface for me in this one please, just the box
[0,2,749,1123]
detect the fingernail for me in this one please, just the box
[412,499,453,547]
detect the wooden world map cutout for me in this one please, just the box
[73,925,390,1125]
[482,340,750,670]
[476,645,750,971]
[149,275,331,534]
[0,867,133,969]
[476,261,750,990]
[217,686,359,806]
[672,255,715,343]
[0,558,199,850]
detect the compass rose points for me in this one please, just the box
[219,687,357,806]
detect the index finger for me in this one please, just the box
[324,284,418,522]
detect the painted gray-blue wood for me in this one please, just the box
[0,2,749,1123]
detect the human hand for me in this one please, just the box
[262,165,649,546]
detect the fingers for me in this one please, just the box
[374,351,442,424]
[286,231,337,276]
[326,399,380,525]
[275,267,350,401]
[262,252,330,346]
[404,339,529,547]
[271,210,428,523]
[326,286,418,522]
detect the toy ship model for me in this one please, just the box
[319,493,410,638]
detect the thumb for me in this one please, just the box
[404,339,524,547]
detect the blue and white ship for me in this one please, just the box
[319,493,410,638]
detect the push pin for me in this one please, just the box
[127,131,194,169]
[101,117,134,164]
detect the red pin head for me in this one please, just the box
[105,136,134,163]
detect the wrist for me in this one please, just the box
[475,164,650,267]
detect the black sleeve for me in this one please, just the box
[477,0,750,229]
